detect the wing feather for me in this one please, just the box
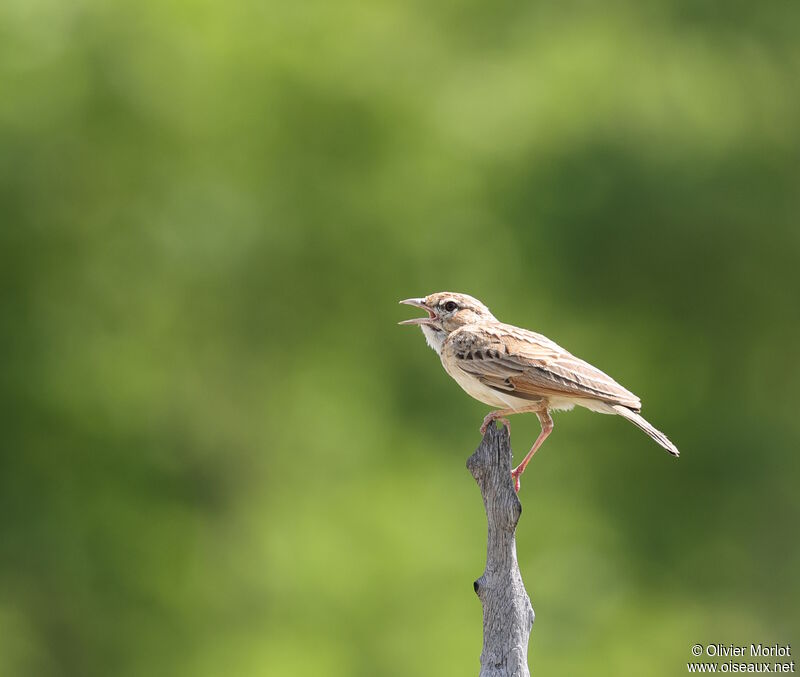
[447,324,642,410]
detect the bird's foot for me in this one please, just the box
[480,413,511,436]
[510,467,522,493]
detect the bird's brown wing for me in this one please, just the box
[448,323,642,410]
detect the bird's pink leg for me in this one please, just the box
[479,404,544,435]
[511,410,554,493]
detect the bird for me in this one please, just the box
[399,292,678,492]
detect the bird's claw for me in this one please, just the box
[480,413,511,436]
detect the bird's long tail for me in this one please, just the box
[611,405,680,457]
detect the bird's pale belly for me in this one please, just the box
[440,355,588,413]
[441,356,533,410]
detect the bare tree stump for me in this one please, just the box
[467,423,535,676]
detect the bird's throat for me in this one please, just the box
[421,325,447,355]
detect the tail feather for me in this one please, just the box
[611,405,679,457]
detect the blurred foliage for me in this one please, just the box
[1,0,799,675]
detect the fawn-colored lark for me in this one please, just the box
[399,292,678,491]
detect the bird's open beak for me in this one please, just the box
[398,298,436,325]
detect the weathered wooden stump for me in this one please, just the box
[467,423,535,676]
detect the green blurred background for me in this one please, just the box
[1,1,798,675]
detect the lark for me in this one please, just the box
[399,292,678,491]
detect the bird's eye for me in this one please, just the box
[444,301,458,312]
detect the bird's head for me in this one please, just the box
[399,292,495,350]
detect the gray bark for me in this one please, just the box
[467,424,535,676]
